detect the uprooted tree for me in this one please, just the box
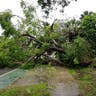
[0,0,94,68]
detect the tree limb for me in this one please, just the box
[21,34,42,44]
[12,15,24,20]
[43,54,64,65]
[50,46,65,53]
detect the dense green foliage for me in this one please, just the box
[59,36,92,66]
[0,36,33,68]
[81,12,96,54]
[0,0,96,68]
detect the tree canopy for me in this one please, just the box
[37,0,77,18]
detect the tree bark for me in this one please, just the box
[43,54,64,66]
[21,34,42,44]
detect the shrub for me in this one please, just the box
[91,57,96,68]
[58,36,92,67]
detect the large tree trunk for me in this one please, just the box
[43,54,64,66]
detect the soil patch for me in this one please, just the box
[0,68,13,75]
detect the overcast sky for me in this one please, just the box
[0,0,96,18]
[0,0,96,34]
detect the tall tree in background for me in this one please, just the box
[37,0,77,17]
[81,11,96,54]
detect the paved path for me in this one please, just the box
[0,69,27,89]
[50,67,79,96]
[52,83,79,96]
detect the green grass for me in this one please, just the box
[68,69,76,76]
[68,67,96,96]
[0,83,50,96]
